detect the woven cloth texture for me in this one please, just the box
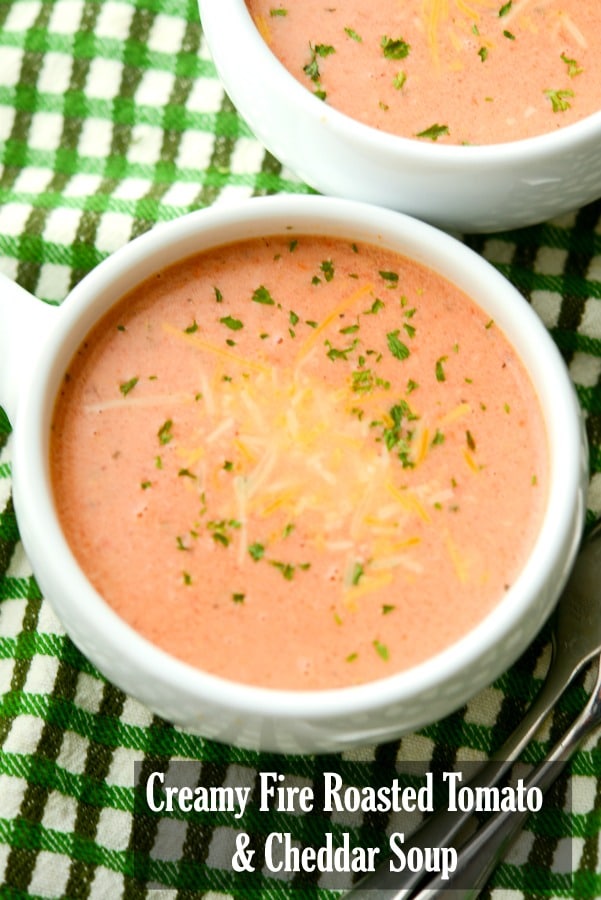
[1,0,601,897]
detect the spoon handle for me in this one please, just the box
[346,635,576,897]
[347,526,601,898]
[412,659,601,899]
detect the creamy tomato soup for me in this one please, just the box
[246,0,601,144]
[51,236,548,689]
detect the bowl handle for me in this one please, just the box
[0,272,58,425]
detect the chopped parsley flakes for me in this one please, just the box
[252,285,275,305]
[157,419,173,444]
[344,26,362,42]
[544,89,574,113]
[381,36,410,60]
[220,315,244,331]
[416,123,449,141]
[387,330,410,361]
[119,376,138,396]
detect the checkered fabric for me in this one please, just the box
[1,0,600,897]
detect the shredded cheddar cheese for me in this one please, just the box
[421,0,500,66]
[296,282,374,362]
[254,13,272,45]
[445,531,470,583]
[163,323,270,374]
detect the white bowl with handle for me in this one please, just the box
[0,195,588,753]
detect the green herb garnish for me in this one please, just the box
[252,285,275,305]
[208,519,241,547]
[373,640,390,661]
[365,298,385,315]
[416,123,449,141]
[303,42,335,93]
[248,542,265,561]
[158,419,173,444]
[387,330,410,361]
[544,89,574,112]
[325,338,358,361]
[381,35,410,59]
[270,560,296,580]
[220,315,243,331]
[379,269,399,285]
[119,376,138,396]
[351,369,390,394]
[344,26,362,42]
[375,401,417,467]
[351,562,364,585]
[561,53,582,78]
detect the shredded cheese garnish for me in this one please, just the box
[254,14,272,45]
[421,0,499,65]
[163,323,270,374]
[555,10,587,48]
[445,531,470,583]
[169,343,453,600]
[295,283,374,362]
[149,264,489,606]
[84,392,194,414]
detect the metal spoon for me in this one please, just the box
[412,652,601,898]
[348,520,601,898]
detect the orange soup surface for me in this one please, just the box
[51,236,548,689]
[246,0,601,144]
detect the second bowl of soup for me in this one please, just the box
[199,0,601,232]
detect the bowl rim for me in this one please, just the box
[14,194,586,723]
[199,0,601,163]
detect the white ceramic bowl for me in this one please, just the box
[198,0,601,233]
[0,196,588,753]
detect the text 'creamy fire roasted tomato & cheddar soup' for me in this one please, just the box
[246,0,601,145]
[51,236,548,690]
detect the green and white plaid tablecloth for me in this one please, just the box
[1,1,601,897]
